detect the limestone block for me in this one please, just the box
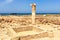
[20,32,48,40]
[13,26,32,33]
[11,37,20,40]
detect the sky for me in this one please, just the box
[0,0,60,13]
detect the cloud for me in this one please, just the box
[5,0,13,3]
[0,0,13,6]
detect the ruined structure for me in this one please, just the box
[0,3,60,40]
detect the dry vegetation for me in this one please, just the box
[0,15,60,25]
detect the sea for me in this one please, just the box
[0,13,60,16]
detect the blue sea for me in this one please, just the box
[0,13,60,15]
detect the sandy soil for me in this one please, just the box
[0,15,60,40]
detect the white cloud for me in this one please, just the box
[0,0,13,6]
[5,0,13,3]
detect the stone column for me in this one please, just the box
[31,3,36,24]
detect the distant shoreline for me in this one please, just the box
[0,13,60,16]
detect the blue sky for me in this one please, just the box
[0,0,60,13]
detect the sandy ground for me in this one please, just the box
[0,15,60,40]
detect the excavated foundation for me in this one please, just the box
[11,26,53,40]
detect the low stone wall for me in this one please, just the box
[13,26,33,33]
[20,32,48,40]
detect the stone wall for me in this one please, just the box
[13,26,33,33]
[20,32,48,40]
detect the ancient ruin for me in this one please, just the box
[0,3,60,40]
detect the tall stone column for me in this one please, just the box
[31,3,36,24]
